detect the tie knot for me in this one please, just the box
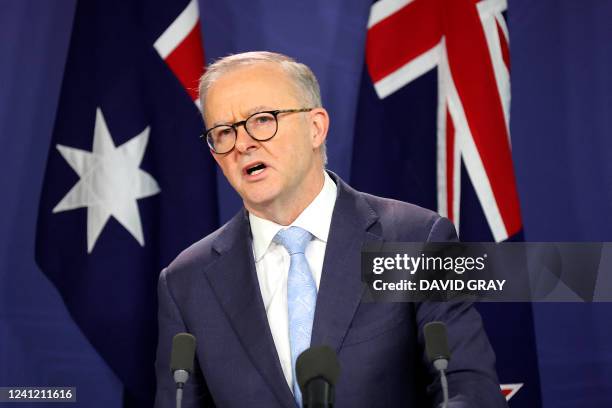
[273,226,312,255]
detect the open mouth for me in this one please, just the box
[246,162,266,176]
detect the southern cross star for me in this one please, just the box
[53,108,161,253]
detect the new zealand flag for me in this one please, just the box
[35,0,217,405]
[351,0,541,405]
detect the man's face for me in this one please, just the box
[204,63,326,216]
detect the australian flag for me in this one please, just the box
[352,0,541,405]
[35,0,217,406]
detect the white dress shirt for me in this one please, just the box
[248,171,337,390]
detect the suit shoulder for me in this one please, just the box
[359,192,455,241]
[360,191,439,225]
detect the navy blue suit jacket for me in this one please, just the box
[155,173,508,407]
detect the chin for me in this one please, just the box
[241,188,279,210]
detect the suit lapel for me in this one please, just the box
[311,175,383,351]
[204,211,296,408]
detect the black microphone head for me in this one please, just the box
[424,322,450,362]
[296,345,341,392]
[170,333,196,373]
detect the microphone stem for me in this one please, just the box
[440,369,448,408]
[176,387,183,408]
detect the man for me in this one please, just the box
[155,51,507,407]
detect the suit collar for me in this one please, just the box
[327,170,379,232]
[210,207,247,255]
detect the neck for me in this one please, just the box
[246,168,325,225]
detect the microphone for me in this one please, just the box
[424,322,451,408]
[170,333,196,408]
[296,345,341,408]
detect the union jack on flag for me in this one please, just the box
[351,0,541,404]
[154,0,205,105]
[354,0,521,243]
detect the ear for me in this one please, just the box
[309,108,330,149]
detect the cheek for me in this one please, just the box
[279,130,310,158]
[275,145,301,170]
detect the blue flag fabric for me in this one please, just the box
[35,0,218,405]
[351,0,541,405]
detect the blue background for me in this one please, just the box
[1,0,611,406]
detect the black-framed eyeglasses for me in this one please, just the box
[201,108,313,154]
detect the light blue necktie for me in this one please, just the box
[274,226,317,407]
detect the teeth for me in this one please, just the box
[250,168,264,176]
[247,163,265,175]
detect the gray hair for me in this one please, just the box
[198,51,327,164]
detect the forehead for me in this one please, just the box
[204,63,300,124]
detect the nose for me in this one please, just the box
[234,124,259,153]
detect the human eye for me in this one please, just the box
[252,113,274,125]
[214,126,234,138]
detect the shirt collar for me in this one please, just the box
[249,171,338,261]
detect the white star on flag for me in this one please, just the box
[53,107,160,253]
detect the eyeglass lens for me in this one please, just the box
[207,112,278,153]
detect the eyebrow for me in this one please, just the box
[211,105,274,127]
